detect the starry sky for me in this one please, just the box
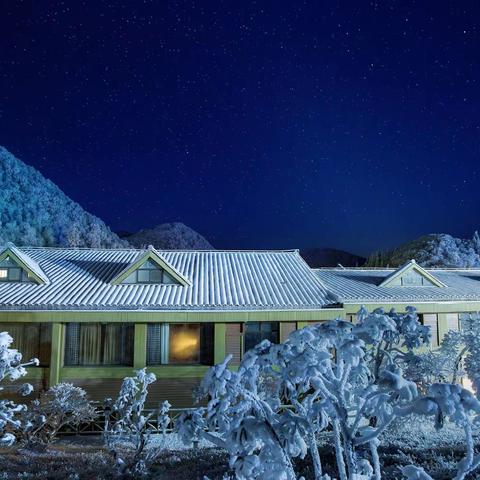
[1,1,479,256]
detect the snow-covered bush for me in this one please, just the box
[355,306,430,383]
[399,383,480,480]
[405,312,480,394]
[177,308,431,480]
[19,383,96,447]
[104,369,168,477]
[0,331,39,446]
[176,352,303,480]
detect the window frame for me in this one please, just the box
[244,321,280,353]
[146,323,214,366]
[64,323,134,367]
[122,261,177,285]
[0,266,31,283]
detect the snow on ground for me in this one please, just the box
[149,432,217,450]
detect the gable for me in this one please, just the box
[122,259,179,285]
[379,260,446,288]
[0,243,48,285]
[0,255,33,282]
[385,269,436,286]
[111,246,190,286]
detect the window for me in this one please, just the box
[122,260,178,285]
[146,323,213,365]
[400,271,434,286]
[244,322,279,352]
[64,323,134,366]
[0,257,32,283]
[419,314,438,347]
[0,323,51,366]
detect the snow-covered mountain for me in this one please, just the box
[300,248,365,268]
[366,233,480,268]
[0,146,126,247]
[122,222,213,250]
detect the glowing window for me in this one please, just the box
[146,323,214,365]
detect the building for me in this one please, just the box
[0,243,338,406]
[315,259,480,346]
[2,243,480,407]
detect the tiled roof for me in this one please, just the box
[0,247,335,311]
[315,267,480,303]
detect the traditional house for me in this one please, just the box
[0,243,338,406]
[2,243,480,407]
[315,260,480,346]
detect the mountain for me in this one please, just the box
[366,233,480,268]
[0,146,126,247]
[122,222,214,250]
[300,248,366,268]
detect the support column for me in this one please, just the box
[214,323,226,365]
[49,323,64,387]
[134,323,147,369]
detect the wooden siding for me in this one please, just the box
[446,313,459,331]
[1,378,45,403]
[225,323,242,366]
[280,322,296,342]
[63,377,203,408]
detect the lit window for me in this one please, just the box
[146,323,214,365]
[0,261,32,283]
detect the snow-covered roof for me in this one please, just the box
[0,247,334,311]
[315,267,480,304]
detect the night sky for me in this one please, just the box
[1,2,479,255]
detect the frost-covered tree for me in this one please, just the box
[20,383,96,447]
[400,383,480,480]
[176,351,305,480]
[366,233,480,268]
[177,309,432,480]
[405,313,480,394]
[0,146,126,247]
[104,369,167,477]
[0,331,39,446]
[355,306,430,383]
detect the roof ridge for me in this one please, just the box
[17,246,299,254]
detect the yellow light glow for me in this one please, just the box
[170,329,199,362]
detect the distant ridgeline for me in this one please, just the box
[120,222,213,250]
[0,146,126,248]
[366,232,480,268]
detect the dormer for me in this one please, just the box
[379,259,446,288]
[111,245,190,286]
[0,243,48,285]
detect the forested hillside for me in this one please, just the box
[367,233,480,268]
[0,146,126,247]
